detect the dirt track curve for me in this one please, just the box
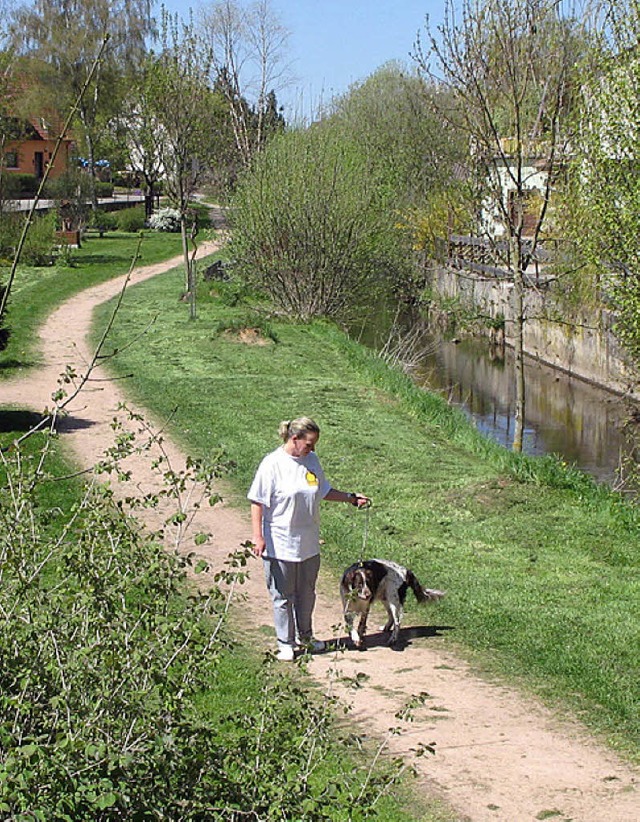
[2,245,638,822]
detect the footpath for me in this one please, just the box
[2,246,638,822]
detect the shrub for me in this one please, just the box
[4,173,38,197]
[95,180,114,198]
[148,206,181,232]
[0,173,20,201]
[23,212,57,265]
[229,128,412,321]
[116,205,146,233]
[0,213,16,259]
[0,212,56,265]
[0,425,230,817]
[89,209,118,236]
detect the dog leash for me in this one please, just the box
[359,499,372,566]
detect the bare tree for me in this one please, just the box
[0,10,17,214]
[199,0,289,168]
[414,0,586,451]
[145,11,217,320]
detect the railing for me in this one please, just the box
[436,234,569,284]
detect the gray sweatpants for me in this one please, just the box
[263,554,321,649]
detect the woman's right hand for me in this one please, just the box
[251,536,266,557]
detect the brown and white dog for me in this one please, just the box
[340,559,445,648]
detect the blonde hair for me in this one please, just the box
[278,417,320,442]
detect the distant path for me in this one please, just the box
[2,246,638,822]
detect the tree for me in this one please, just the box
[414,0,586,451]
[145,11,217,319]
[116,60,167,218]
[13,0,154,206]
[200,0,289,169]
[325,63,471,269]
[327,63,462,210]
[0,2,21,213]
[229,125,412,321]
[572,0,640,367]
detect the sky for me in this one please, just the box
[160,1,446,120]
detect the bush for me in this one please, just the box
[116,205,146,233]
[229,127,412,321]
[23,212,57,265]
[0,174,20,201]
[89,209,118,236]
[0,213,16,259]
[3,173,38,197]
[0,426,229,817]
[95,180,114,198]
[0,211,56,265]
[148,207,181,232]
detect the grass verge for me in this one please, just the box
[0,230,183,375]
[93,261,640,762]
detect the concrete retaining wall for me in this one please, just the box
[431,265,639,400]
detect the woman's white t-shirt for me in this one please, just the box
[247,447,332,562]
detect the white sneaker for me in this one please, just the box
[276,644,295,661]
[298,638,326,653]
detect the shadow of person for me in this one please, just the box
[0,409,48,433]
[56,415,98,432]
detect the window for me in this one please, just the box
[4,151,18,169]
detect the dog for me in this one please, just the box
[340,559,445,648]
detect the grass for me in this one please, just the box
[92,261,640,762]
[0,230,183,374]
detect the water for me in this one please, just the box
[356,307,639,486]
[411,335,638,486]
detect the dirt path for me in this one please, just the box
[2,248,638,822]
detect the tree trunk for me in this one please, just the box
[84,127,99,211]
[180,217,190,294]
[512,236,525,452]
[180,215,197,320]
[144,181,154,218]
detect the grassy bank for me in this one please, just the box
[93,258,640,761]
[0,230,183,375]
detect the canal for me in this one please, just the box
[359,309,639,487]
[410,334,638,486]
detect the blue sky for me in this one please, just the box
[159,1,446,119]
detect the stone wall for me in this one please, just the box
[431,265,640,400]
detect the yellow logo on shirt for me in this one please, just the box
[306,471,319,486]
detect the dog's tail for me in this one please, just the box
[407,570,446,604]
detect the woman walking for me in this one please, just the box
[248,417,369,660]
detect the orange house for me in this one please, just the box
[4,116,74,182]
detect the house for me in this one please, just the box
[3,115,75,186]
[480,138,551,239]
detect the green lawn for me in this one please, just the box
[93,260,640,761]
[0,230,183,374]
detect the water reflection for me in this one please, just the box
[412,335,638,485]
